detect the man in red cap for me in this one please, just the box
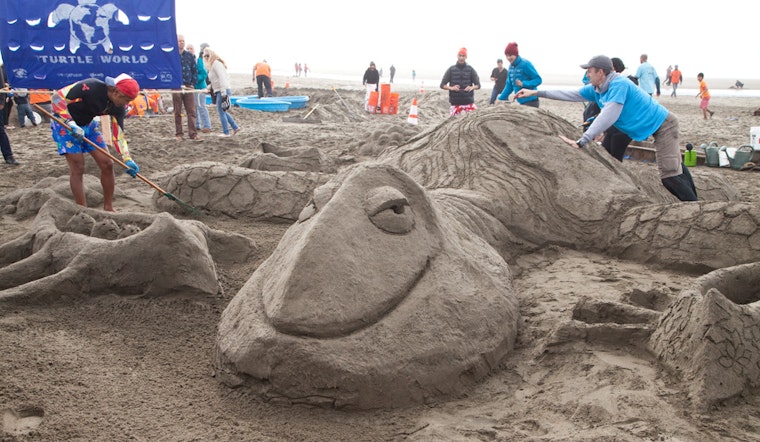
[440,47,481,116]
[50,73,141,211]
[497,42,542,107]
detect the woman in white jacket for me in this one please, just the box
[203,48,240,137]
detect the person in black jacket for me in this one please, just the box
[440,47,480,116]
[362,61,380,112]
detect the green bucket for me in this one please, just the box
[729,144,755,170]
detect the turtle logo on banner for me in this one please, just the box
[0,0,181,89]
[48,0,129,54]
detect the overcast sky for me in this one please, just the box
[176,0,758,84]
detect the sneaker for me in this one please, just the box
[5,156,20,165]
[217,133,231,137]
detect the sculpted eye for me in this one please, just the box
[364,186,415,234]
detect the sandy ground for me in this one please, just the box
[1,74,760,441]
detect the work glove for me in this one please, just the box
[67,120,85,141]
[124,160,139,178]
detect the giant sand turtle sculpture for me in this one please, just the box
[212,106,760,409]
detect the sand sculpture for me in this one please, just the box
[0,187,255,304]
[153,144,335,219]
[2,105,757,411]
[213,106,760,409]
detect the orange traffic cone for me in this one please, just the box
[407,98,418,125]
[419,81,425,94]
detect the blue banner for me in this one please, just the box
[0,0,181,89]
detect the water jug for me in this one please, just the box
[728,144,755,170]
[683,143,697,167]
[704,141,720,167]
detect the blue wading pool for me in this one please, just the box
[236,97,291,112]
[261,95,310,109]
[205,95,257,106]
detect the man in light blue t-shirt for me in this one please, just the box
[514,55,697,202]
[635,54,660,96]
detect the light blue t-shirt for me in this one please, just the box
[579,75,668,141]
[635,62,657,95]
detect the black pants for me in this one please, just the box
[0,110,14,160]
[601,126,631,162]
[662,163,698,201]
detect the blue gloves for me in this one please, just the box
[125,160,139,178]
[67,120,85,141]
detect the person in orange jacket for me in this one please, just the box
[253,60,273,97]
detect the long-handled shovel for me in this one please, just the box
[332,86,358,121]
[33,104,200,215]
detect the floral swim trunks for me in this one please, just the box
[450,103,477,116]
[51,119,106,155]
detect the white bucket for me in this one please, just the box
[24,112,42,126]
[751,127,760,151]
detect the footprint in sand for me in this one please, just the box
[2,407,44,436]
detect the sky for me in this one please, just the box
[176,0,759,84]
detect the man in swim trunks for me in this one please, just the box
[51,73,140,211]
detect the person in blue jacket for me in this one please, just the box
[497,42,542,107]
[515,55,697,202]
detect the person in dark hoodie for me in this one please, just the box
[362,61,380,112]
[440,47,480,116]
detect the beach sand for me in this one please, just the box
[1,75,759,441]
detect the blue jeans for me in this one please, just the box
[17,103,36,127]
[489,87,503,105]
[661,163,698,201]
[215,89,239,135]
[194,91,211,130]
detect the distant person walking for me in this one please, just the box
[498,42,542,107]
[669,65,682,97]
[440,47,480,116]
[192,43,212,133]
[173,34,200,141]
[489,58,508,105]
[362,61,380,112]
[635,54,660,97]
[205,48,241,137]
[664,65,673,85]
[389,64,396,84]
[696,72,714,119]
[254,60,273,98]
[515,55,697,202]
